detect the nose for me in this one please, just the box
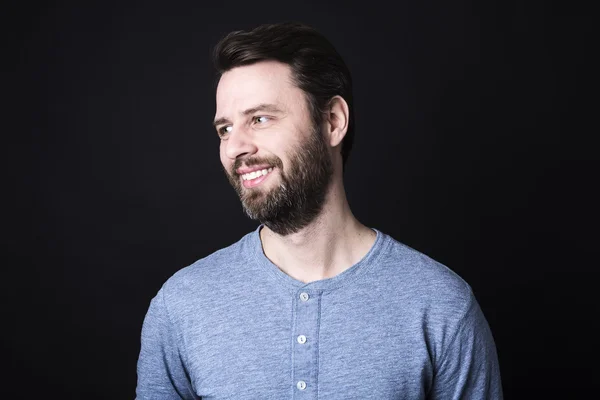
[223,127,258,160]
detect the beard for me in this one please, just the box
[224,124,333,236]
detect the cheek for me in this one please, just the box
[219,143,230,169]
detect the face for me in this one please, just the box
[214,61,333,235]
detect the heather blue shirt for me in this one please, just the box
[136,226,502,399]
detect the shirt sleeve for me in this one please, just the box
[428,291,503,400]
[136,288,199,400]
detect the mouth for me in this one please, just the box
[240,167,275,188]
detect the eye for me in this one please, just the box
[254,116,270,124]
[218,125,232,138]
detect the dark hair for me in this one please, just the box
[213,22,355,168]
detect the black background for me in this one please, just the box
[5,1,596,398]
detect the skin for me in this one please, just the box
[215,60,376,283]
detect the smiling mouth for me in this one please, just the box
[240,167,275,188]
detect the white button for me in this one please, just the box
[299,292,309,301]
[297,335,307,344]
[297,380,307,390]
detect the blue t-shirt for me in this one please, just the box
[136,226,502,399]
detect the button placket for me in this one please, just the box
[293,290,320,398]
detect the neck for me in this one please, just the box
[259,177,376,283]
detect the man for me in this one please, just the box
[136,22,503,399]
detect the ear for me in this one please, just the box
[325,96,349,148]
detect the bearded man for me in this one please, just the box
[136,22,503,400]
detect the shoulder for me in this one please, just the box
[159,230,256,304]
[374,231,475,317]
[374,232,491,358]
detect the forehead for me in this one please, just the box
[215,60,304,118]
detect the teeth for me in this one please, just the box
[242,167,273,181]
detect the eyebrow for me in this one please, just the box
[213,103,284,128]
